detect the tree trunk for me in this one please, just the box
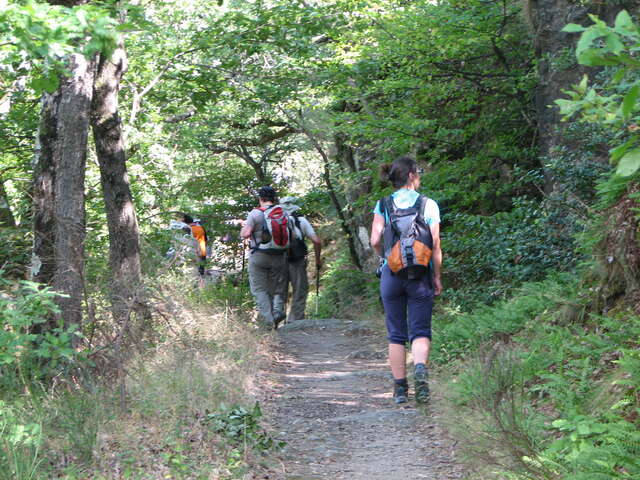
[32,94,58,286]
[332,133,376,272]
[91,44,143,322]
[321,156,362,270]
[0,180,16,228]
[52,53,96,330]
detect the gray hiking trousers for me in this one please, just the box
[248,251,287,325]
[273,258,309,322]
[287,259,309,321]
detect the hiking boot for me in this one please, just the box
[414,364,430,404]
[393,383,408,404]
[273,312,286,330]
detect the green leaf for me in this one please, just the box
[577,74,588,94]
[616,148,640,177]
[562,23,586,33]
[611,68,627,85]
[622,85,639,119]
[576,28,604,57]
[614,10,635,34]
[30,74,60,93]
[605,32,625,54]
[578,48,619,66]
[610,139,636,163]
[577,423,591,436]
[617,53,640,68]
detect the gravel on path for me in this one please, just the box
[257,319,466,480]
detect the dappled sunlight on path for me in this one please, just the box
[258,319,465,480]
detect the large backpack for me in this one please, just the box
[380,195,433,280]
[287,212,308,262]
[257,205,291,252]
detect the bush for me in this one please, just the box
[443,196,584,310]
[439,274,640,480]
[0,227,30,280]
[0,279,84,391]
[313,249,381,320]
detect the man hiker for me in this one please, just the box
[240,186,288,329]
[275,196,322,323]
[179,213,208,278]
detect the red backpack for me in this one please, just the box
[257,205,291,251]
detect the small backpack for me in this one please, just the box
[188,222,208,258]
[380,195,433,280]
[258,205,291,251]
[288,213,308,262]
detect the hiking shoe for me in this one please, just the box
[414,365,430,404]
[393,383,408,404]
[273,312,286,330]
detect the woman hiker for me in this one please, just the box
[369,156,443,404]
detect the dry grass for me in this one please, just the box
[41,277,278,479]
[435,343,555,480]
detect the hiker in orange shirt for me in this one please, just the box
[180,213,208,277]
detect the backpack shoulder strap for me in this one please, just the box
[412,194,428,216]
[292,212,303,234]
[380,195,395,218]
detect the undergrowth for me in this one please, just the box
[313,248,381,320]
[436,273,640,480]
[0,273,278,479]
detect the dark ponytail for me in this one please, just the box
[379,156,417,189]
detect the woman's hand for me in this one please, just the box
[433,276,442,296]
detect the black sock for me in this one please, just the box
[394,378,408,388]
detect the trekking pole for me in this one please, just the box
[240,241,246,282]
[315,263,320,318]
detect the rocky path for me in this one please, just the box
[259,319,465,480]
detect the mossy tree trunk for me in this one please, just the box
[32,52,96,332]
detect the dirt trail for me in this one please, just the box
[259,319,465,480]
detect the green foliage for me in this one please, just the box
[190,276,253,313]
[314,248,380,320]
[206,402,284,452]
[1,0,118,95]
[204,402,285,478]
[434,274,579,364]
[443,199,580,308]
[0,227,30,279]
[541,414,640,479]
[557,11,640,180]
[0,279,86,390]
[41,389,107,466]
[0,401,42,480]
[440,270,640,479]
